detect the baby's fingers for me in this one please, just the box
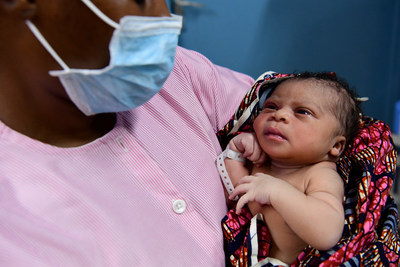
[237,175,255,184]
[253,152,268,166]
[229,185,246,200]
[235,194,250,214]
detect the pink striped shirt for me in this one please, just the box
[0,47,253,266]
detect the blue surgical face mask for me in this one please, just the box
[26,0,182,115]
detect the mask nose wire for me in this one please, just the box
[81,0,120,29]
[25,20,70,71]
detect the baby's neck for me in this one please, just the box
[254,159,335,177]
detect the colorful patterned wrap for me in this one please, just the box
[217,72,400,266]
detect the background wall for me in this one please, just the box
[168,0,400,131]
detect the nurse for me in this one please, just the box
[0,0,254,265]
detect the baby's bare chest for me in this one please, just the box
[252,166,311,192]
[250,167,312,256]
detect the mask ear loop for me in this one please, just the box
[80,0,119,29]
[25,0,118,73]
[25,20,70,72]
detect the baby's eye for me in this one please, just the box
[262,103,277,111]
[296,109,312,115]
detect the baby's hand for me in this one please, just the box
[229,173,280,214]
[228,133,267,166]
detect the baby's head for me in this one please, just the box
[288,72,361,147]
[254,72,362,165]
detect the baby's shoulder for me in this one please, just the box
[288,161,338,180]
[308,161,338,173]
[304,161,344,192]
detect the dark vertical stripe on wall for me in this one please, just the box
[387,0,400,130]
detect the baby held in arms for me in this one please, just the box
[222,72,361,266]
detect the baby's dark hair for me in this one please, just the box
[134,0,145,5]
[281,72,362,146]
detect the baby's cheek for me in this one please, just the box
[253,116,263,134]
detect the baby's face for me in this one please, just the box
[253,79,343,166]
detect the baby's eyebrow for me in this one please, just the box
[291,100,322,113]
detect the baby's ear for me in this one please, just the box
[0,0,37,19]
[329,135,346,158]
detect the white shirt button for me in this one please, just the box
[172,199,187,214]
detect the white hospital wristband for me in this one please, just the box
[216,147,245,200]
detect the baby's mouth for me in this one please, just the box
[264,127,286,141]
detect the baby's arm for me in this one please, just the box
[274,167,344,250]
[230,164,344,250]
[225,133,267,187]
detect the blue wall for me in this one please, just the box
[171,0,400,130]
